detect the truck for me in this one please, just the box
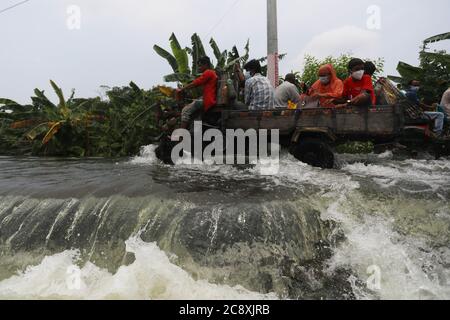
[155,80,450,169]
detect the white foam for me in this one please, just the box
[323,196,450,300]
[130,145,159,165]
[342,160,450,192]
[0,237,277,300]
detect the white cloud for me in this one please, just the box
[290,25,382,72]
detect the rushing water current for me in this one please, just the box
[0,146,449,300]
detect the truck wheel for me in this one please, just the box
[290,138,334,169]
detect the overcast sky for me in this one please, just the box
[1,0,449,103]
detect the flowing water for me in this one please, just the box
[0,146,449,300]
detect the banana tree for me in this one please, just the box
[2,81,102,156]
[388,32,450,103]
[1,81,166,157]
[154,33,251,84]
[154,33,194,85]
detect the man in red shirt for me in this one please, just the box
[178,56,218,129]
[339,58,376,107]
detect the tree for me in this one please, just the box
[0,81,168,157]
[389,32,450,104]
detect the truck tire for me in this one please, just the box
[290,138,335,169]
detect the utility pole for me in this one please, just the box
[267,0,279,88]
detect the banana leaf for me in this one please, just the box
[163,73,194,84]
[0,98,20,106]
[169,33,190,75]
[420,51,450,66]
[242,39,250,65]
[227,46,240,65]
[210,38,226,69]
[50,80,70,118]
[153,45,178,73]
[42,121,63,145]
[26,122,51,140]
[33,89,56,109]
[424,32,450,45]
[224,56,247,71]
[396,61,423,81]
[129,81,142,95]
[191,33,206,74]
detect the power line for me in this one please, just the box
[206,0,242,38]
[0,0,32,15]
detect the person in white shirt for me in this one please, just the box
[440,87,450,119]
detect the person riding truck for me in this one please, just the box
[178,56,218,129]
[335,58,376,108]
[405,80,445,136]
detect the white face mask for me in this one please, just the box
[319,76,330,84]
[244,72,252,80]
[352,70,365,81]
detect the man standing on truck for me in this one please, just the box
[405,80,445,135]
[236,59,275,110]
[178,56,218,129]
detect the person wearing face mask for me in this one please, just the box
[338,58,376,107]
[234,60,275,109]
[274,73,300,108]
[405,80,422,105]
[236,59,275,110]
[405,80,445,136]
[308,64,344,108]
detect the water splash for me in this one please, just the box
[0,236,277,300]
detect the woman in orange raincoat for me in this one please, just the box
[308,64,344,108]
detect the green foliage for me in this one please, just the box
[390,32,450,104]
[298,54,385,87]
[424,32,450,45]
[153,45,178,73]
[0,81,170,158]
[191,33,206,75]
[169,33,190,75]
[335,141,375,154]
[154,34,251,84]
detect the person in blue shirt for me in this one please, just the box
[405,80,445,136]
[405,80,421,104]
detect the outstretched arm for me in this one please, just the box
[179,82,197,93]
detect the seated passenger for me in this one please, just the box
[364,61,377,77]
[337,58,376,107]
[308,64,344,108]
[178,56,218,129]
[405,80,445,136]
[439,87,450,119]
[274,73,300,108]
[243,59,275,110]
